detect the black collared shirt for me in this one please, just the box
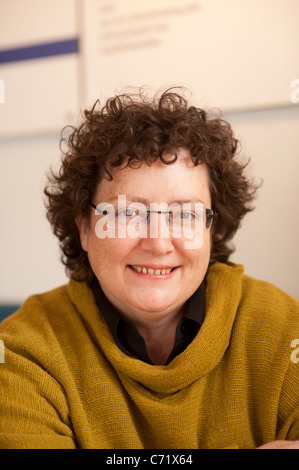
[91,277,205,365]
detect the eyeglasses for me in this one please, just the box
[88,200,217,233]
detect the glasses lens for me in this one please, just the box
[92,200,214,234]
[116,203,147,226]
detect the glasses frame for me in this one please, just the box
[89,201,218,230]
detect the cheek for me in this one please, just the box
[173,229,211,256]
[87,235,136,276]
[175,234,211,277]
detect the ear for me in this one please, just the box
[75,215,90,252]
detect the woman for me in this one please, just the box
[0,89,298,449]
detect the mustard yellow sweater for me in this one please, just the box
[0,262,299,449]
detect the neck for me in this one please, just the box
[136,310,183,365]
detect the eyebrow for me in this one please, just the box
[106,195,205,205]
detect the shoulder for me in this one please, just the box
[207,261,299,345]
[0,280,96,361]
[240,270,299,326]
[0,285,67,364]
[223,264,299,372]
[0,284,70,334]
[208,260,299,314]
[240,274,299,364]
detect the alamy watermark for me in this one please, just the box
[0,339,4,363]
[290,339,299,364]
[0,79,5,104]
[290,79,299,104]
[92,195,207,249]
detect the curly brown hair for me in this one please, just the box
[44,87,258,283]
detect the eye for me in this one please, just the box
[117,208,139,218]
[173,211,194,220]
[181,211,193,220]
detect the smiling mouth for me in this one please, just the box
[129,265,177,275]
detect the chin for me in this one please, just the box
[132,299,176,315]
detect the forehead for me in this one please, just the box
[95,149,211,205]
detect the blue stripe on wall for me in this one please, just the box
[0,38,79,64]
[0,304,20,322]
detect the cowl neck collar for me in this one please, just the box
[68,262,244,394]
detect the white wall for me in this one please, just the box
[227,105,299,300]
[0,134,68,303]
[0,0,298,304]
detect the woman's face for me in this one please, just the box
[77,148,213,328]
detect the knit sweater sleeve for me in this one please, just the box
[0,295,76,449]
[240,274,299,445]
[277,358,299,441]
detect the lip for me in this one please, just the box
[130,264,176,269]
[127,264,180,280]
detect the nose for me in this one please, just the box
[139,211,175,255]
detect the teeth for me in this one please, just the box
[131,265,173,275]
